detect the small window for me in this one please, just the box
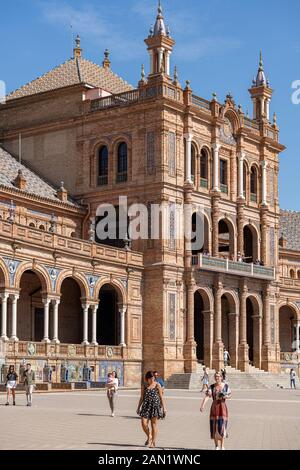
[297,270,300,280]
[191,144,196,183]
[98,146,108,186]
[243,162,247,197]
[29,222,35,228]
[39,225,45,231]
[290,269,295,279]
[200,149,208,182]
[117,142,128,183]
[250,166,258,201]
[220,159,228,193]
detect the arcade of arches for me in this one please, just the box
[0,270,126,347]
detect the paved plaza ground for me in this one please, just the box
[0,388,300,450]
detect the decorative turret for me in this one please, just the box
[102,49,111,69]
[249,51,273,121]
[57,181,68,203]
[144,1,175,79]
[14,169,26,190]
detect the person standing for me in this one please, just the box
[223,349,230,367]
[5,365,18,406]
[200,371,231,450]
[24,364,35,407]
[153,371,165,393]
[201,367,209,393]
[106,371,119,417]
[136,371,167,448]
[290,369,296,389]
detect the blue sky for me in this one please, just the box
[1,0,300,210]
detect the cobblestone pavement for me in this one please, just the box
[0,388,300,450]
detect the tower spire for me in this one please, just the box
[73,34,82,59]
[249,51,272,121]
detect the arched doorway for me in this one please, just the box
[18,270,44,341]
[221,293,238,368]
[194,291,204,361]
[98,284,120,345]
[279,305,298,352]
[218,219,234,257]
[243,225,258,263]
[59,278,82,344]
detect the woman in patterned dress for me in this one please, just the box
[136,371,167,448]
[200,371,231,450]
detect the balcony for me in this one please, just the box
[250,193,258,203]
[220,184,228,194]
[97,175,108,186]
[116,172,128,183]
[191,254,275,280]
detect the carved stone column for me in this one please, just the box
[183,280,197,373]
[238,279,249,372]
[212,277,224,371]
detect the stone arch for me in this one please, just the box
[223,108,241,133]
[218,217,236,257]
[0,259,10,288]
[191,209,211,255]
[56,270,90,299]
[96,281,125,346]
[243,223,259,263]
[279,303,299,352]
[94,277,126,304]
[92,138,111,187]
[14,262,51,292]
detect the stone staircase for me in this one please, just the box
[166,363,292,390]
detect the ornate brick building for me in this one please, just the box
[0,4,299,386]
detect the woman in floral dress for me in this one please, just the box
[200,371,231,450]
[136,371,167,448]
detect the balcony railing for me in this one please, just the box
[191,94,211,110]
[244,117,260,130]
[97,175,108,186]
[191,254,275,280]
[200,178,208,188]
[220,184,228,194]
[91,90,140,111]
[116,172,128,183]
[250,193,258,203]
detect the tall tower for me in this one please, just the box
[144,2,175,79]
[249,52,273,121]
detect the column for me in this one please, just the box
[158,48,164,72]
[212,195,220,257]
[52,299,60,344]
[0,292,9,340]
[149,50,154,75]
[186,284,195,342]
[212,280,223,371]
[203,310,214,369]
[238,152,245,199]
[42,298,51,343]
[296,322,300,353]
[183,281,197,373]
[184,134,193,184]
[238,281,249,371]
[263,285,271,346]
[82,302,90,345]
[212,143,221,192]
[261,160,268,206]
[10,294,19,341]
[165,50,170,75]
[119,306,127,347]
[91,304,98,346]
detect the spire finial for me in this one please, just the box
[141,64,145,82]
[102,49,111,68]
[73,34,82,59]
[259,50,263,71]
[173,65,178,85]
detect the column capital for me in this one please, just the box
[237,151,246,160]
[183,133,194,141]
[212,142,221,151]
[42,297,51,306]
[81,301,90,310]
[51,298,61,306]
[11,293,19,302]
[118,305,127,315]
[261,160,268,170]
[0,292,9,301]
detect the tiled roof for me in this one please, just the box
[7,57,133,100]
[280,210,300,251]
[0,147,78,207]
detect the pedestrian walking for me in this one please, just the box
[5,365,18,406]
[136,371,167,448]
[153,371,165,393]
[200,371,231,450]
[23,363,35,406]
[221,368,227,383]
[201,367,209,393]
[105,371,119,417]
[290,368,296,389]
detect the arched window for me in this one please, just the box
[200,149,208,188]
[191,144,196,184]
[250,166,258,202]
[98,146,108,186]
[39,225,45,231]
[29,222,35,228]
[117,142,128,183]
[297,270,300,280]
[290,269,295,279]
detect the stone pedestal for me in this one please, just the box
[183,340,197,373]
[212,341,224,371]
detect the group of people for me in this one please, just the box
[4,364,35,407]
